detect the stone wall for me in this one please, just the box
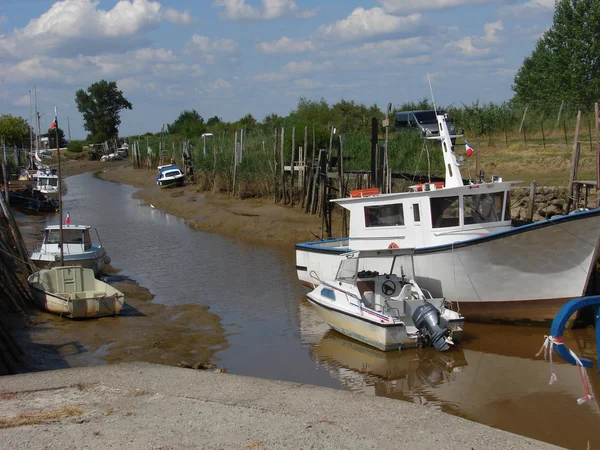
[510,185,597,222]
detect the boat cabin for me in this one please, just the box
[41,225,99,256]
[334,181,516,250]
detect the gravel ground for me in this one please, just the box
[0,362,561,449]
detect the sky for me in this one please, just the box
[0,0,556,140]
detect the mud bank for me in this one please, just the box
[97,163,338,252]
[0,362,559,449]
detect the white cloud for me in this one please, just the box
[0,0,194,59]
[343,37,429,57]
[208,79,233,92]
[283,60,334,74]
[317,8,421,41]
[445,37,492,58]
[499,0,555,18]
[13,94,32,107]
[186,35,239,63]
[257,36,316,54]
[293,78,323,89]
[379,0,512,13]
[212,0,316,21]
[483,20,503,44]
[251,72,290,82]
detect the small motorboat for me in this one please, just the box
[28,266,124,318]
[32,167,59,198]
[30,224,111,276]
[306,249,464,352]
[156,164,185,188]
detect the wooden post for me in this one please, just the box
[566,111,582,214]
[527,181,536,222]
[339,135,347,236]
[301,126,308,207]
[290,127,295,207]
[541,120,546,149]
[476,136,481,176]
[232,131,238,197]
[554,100,564,136]
[563,119,568,146]
[596,103,600,208]
[310,149,322,215]
[280,127,286,204]
[1,138,8,205]
[519,105,528,133]
[273,128,278,203]
[0,177,34,273]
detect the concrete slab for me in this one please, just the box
[0,362,561,449]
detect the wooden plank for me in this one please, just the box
[566,110,582,214]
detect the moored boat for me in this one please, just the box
[30,224,111,275]
[28,266,124,318]
[296,110,600,323]
[156,164,185,188]
[306,249,464,352]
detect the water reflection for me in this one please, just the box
[302,299,599,448]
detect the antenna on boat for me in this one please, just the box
[427,72,437,114]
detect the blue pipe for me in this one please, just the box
[549,295,600,370]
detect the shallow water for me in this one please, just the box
[20,172,600,448]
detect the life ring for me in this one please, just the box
[388,242,399,249]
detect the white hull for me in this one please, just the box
[31,249,109,276]
[28,266,124,319]
[307,296,413,351]
[297,210,600,322]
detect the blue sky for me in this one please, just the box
[0,0,555,139]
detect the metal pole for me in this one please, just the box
[55,108,64,266]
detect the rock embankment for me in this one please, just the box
[510,185,594,222]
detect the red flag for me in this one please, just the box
[465,140,474,158]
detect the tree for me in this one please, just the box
[512,0,600,109]
[0,114,31,147]
[167,109,205,138]
[207,115,222,127]
[75,80,133,143]
[47,126,67,149]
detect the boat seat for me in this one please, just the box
[362,291,374,308]
[392,284,413,302]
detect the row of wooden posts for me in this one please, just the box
[0,185,36,375]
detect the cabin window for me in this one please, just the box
[321,288,336,301]
[504,192,511,221]
[430,196,459,228]
[83,230,92,250]
[364,204,404,227]
[464,193,504,224]
[164,170,181,178]
[413,204,420,222]
[45,229,85,244]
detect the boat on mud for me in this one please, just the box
[30,224,111,276]
[28,265,124,318]
[156,164,185,188]
[32,167,59,198]
[306,249,464,352]
[296,111,600,323]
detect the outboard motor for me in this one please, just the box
[412,303,451,352]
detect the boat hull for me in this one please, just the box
[307,295,411,351]
[28,267,124,319]
[31,251,109,276]
[297,210,600,323]
[158,177,184,188]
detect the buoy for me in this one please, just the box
[388,242,399,249]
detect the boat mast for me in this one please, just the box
[29,90,33,164]
[54,106,64,266]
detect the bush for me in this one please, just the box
[67,141,84,153]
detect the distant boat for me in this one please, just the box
[156,164,185,188]
[30,224,111,276]
[28,266,124,318]
[32,167,59,198]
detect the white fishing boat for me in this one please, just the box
[30,224,111,276]
[28,266,124,318]
[156,164,185,188]
[32,167,59,198]
[296,110,600,323]
[306,249,464,352]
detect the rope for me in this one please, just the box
[536,335,594,405]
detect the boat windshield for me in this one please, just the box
[164,170,181,178]
[335,256,358,283]
[45,229,90,246]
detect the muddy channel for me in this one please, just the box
[10,171,600,449]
